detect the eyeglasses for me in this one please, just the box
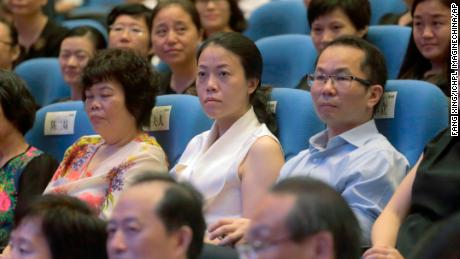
[236,235,291,259]
[307,73,371,90]
[109,25,146,36]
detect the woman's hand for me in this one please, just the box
[362,246,404,259]
[206,218,251,246]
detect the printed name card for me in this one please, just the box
[375,91,397,119]
[268,100,278,113]
[44,111,77,135]
[149,105,172,131]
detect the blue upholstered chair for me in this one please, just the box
[15,58,70,107]
[375,80,449,166]
[244,0,309,41]
[25,101,95,161]
[62,19,108,42]
[256,34,317,88]
[148,95,213,167]
[270,88,325,160]
[367,25,412,79]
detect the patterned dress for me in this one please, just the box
[44,133,168,219]
[0,146,58,247]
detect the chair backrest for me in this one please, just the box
[25,101,95,161]
[256,34,317,88]
[367,25,412,79]
[270,88,325,160]
[375,79,449,166]
[244,0,309,41]
[147,95,213,167]
[369,0,408,25]
[61,19,108,43]
[15,58,70,107]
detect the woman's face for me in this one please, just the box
[10,217,52,259]
[310,8,366,51]
[0,22,19,70]
[84,80,138,141]
[195,0,232,35]
[196,44,258,123]
[413,0,450,65]
[59,36,96,88]
[151,5,201,68]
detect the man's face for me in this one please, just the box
[310,45,382,137]
[243,194,317,259]
[108,14,152,58]
[107,183,181,259]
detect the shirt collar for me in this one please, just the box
[309,119,379,150]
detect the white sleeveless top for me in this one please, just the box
[170,107,278,225]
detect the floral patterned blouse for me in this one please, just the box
[44,134,168,219]
[0,146,58,247]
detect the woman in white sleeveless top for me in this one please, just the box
[170,32,284,246]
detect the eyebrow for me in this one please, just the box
[316,67,352,74]
[414,13,449,19]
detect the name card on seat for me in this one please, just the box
[44,111,77,135]
[149,105,172,131]
[375,91,397,119]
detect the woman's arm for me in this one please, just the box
[207,136,284,246]
[240,136,284,217]
[362,154,423,259]
[370,154,422,247]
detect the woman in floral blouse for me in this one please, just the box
[0,70,58,248]
[44,48,168,219]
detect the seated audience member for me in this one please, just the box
[54,0,82,16]
[379,0,413,26]
[171,32,284,246]
[363,128,459,258]
[0,70,59,248]
[107,173,205,259]
[151,0,202,95]
[59,26,106,101]
[0,18,19,70]
[192,0,246,39]
[278,36,409,246]
[125,0,157,9]
[107,3,153,60]
[6,0,68,63]
[398,0,451,96]
[298,0,371,90]
[240,177,361,259]
[9,194,108,259]
[44,48,168,219]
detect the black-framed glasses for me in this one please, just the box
[307,73,371,90]
[236,235,292,259]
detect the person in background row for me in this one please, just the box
[240,177,361,259]
[297,0,371,90]
[192,0,246,39]
[10,194,108,259]
[0,18,19,70]
[379,0,414,26]
[398,0,452,96]
[59,26,106,101]
[44,48,168,219]
[171,32,284,246]
[151,0,202,95]
[6,0,68,63]
[107,3,153,60]
[0,70,59,249]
